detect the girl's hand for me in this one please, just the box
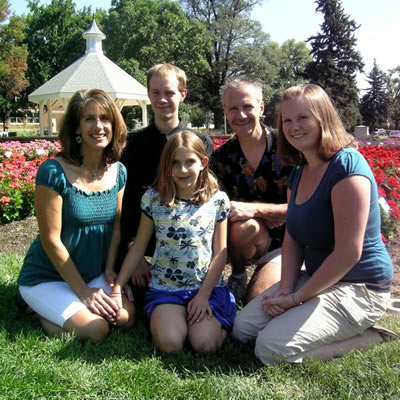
[261,287,292,317]
[105,268,117,288]
[187,293,212,325]
[80,287,119,325]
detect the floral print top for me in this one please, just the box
[141,188,230,291]
[210,125,292,250]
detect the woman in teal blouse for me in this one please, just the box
[18,89,135,341]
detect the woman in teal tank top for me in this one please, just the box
[18,89,135,341]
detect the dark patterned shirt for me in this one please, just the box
[210,125,291,249]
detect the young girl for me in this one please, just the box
[113,131,236,353]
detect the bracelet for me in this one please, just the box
[109,293,121,297]
[291,293,303,306]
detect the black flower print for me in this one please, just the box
[169,256,179,265]
[189,218,200,226]
[165,268,184,282]
[167,227,187,240]
[179,239,197,252]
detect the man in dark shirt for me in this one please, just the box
[117,64,213,295]
[211,77,291,303]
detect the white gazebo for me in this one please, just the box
[28,20,150,135]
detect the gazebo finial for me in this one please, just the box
[82,20,106,55]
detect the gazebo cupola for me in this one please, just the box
[83,20,106,55]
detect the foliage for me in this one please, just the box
[0,140,60,224]
[189,106,208,128]
[262,39,311,122]
[103,0,210,83]
[304,0,364,130]
[360,60,389,132]
[0,2,29,130]
[0,0,9,21]
[387,66,400,130]
[279,39,312,87]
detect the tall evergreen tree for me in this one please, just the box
[360,59,388,132]
[304,0,364,130]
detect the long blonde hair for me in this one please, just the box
[277,84,355,166]
[154,131,219,207]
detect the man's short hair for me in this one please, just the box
[221,77,263,104]
[146,63,187,92]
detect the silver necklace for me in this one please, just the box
[84,164,104,180]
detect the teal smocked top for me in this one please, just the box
[17,159,127,286]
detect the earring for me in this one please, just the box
[75,135,82,144]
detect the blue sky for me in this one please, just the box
[9,0,400,89]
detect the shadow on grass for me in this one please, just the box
[1,281,262,375]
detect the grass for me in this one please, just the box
[1,254,400,400]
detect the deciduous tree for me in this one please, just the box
[180,0,268,129]
[0,0,28,129]
[103,0,210,84]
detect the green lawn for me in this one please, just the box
[1,254,399,400]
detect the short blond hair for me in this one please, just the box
[146,63,187,92]
[277,84,355,166]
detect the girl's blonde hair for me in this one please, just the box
[154,131,219,207]
[277,84,355,166]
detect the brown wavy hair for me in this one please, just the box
[277,84,355,166]
[58,88,127,165]
[153,131,219,207]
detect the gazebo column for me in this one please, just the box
[47,99,53,136]
[39,101,45,137]
[140,102,148,127]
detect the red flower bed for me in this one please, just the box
[0,140,60,224]
[1,139,399,239]
[358,144,400,220]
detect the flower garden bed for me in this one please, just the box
[1,138,399,237]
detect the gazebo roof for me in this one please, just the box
[28,20,149,108]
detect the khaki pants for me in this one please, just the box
[232,275,390,365]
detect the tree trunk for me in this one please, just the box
[213,109,224,131]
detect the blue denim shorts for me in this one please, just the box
[143,286,236,330]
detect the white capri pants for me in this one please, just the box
[19,274,112,328]
[232,274,390,365]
